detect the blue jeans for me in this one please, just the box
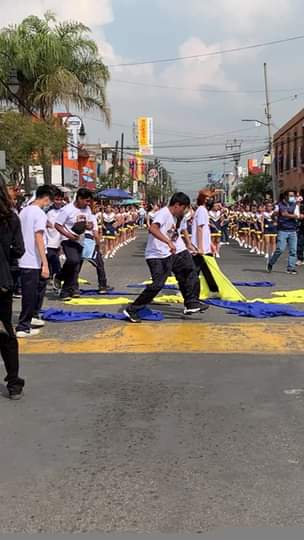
[269,230,297,270]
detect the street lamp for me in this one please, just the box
[241,118,277,201]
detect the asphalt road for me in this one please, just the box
[1,234,304,532]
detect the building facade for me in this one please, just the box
[274,108,304,193]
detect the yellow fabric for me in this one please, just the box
[251,290,304,304]
[65,297,131,306]
[201,256,246,302]
[156,294,183,304]
[78,278,90,285]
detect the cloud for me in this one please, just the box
[0,0,113,27]
[160,0,292,33]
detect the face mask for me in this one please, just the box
[288,197,296,204]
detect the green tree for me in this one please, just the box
[0,12,110,183]
[232,173,272,202]
[0,111,66,185]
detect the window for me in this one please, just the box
[285,136,290,171]
[293,131,298,168]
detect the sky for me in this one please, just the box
[1,0,304,196]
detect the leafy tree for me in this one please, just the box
[0,12,110,183]
[232,173,272,202]
[0,111,66,185]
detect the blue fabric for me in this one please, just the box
[128,281,274,290]
[96,188,132,199]
[205,299,304,318]
[269,230,297,270]
[80,289,139,296]
[42,308,164,322]
[277,201,297,231]
[232,281,274,287]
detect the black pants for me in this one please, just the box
[193,254,219,298]
[0,290,24,391]
[132,251,199,310]
[297,230,304,262]
[221,224,229,243]
[16,269,47,332]
[57,240,83,294]
[80,251,107,289]
[47,247,61,278]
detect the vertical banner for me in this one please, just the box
[65,116,82,161]
[135,152,145,181]
[136,117,153,156]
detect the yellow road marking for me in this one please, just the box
[19,322,304,355]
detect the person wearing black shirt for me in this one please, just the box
[0,178,25,399]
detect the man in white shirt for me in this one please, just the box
[16,185,53,338]
[123,192,202,323]
[191,190,219,298]
[46,188,64,279]
[55,188,97,300]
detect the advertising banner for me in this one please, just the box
[137,117,153,156]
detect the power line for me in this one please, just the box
[108,34,304,67]
[111,78,304,96]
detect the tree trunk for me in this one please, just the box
[23,165,31,193]
[42,163,52,185]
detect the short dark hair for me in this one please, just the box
[76,188,93,200]
[36,185,54,199]
[53,188,64,198]
[169,192,190,207]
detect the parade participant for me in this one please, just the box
[267,191,299,274]
[147,203,160,226]
[209,202,222,258]
[255,204,265,255]
[221,206,230,245]
[16,185,53,337]
[123,192,202,323]
[46,188,64,280]
[102,204,117,259]
[191,189,219,297]
[80,213,112,294]
[138,204,146,228]
[54,188,96,300]
[0,179,25,398]
[263,202,277,260]
[296,190,304,266]
[249,203,258,253]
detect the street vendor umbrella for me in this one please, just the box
[96,188,132,199]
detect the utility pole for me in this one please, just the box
[264,62,277,201]
[120,132,124,167]
[225,139,242,200]
[112,140,119,188]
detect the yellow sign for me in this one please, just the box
[136,117,153,156]
[136,152,145,181]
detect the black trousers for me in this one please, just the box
[0,290,24,391]
[297,230,304,262]
[47,247,61,277]
[132,251,199,310]
[193,254,219,297]
[221,224,229,243]
[57,240,83,294]
[80,251,107,289]
[16,268,47,332]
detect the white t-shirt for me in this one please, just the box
[55,202,97,245]
[46,207,62,249]
[145,207,187,259]
[192,206,211,254]
[18,204,47,269]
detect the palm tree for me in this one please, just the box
[0,11,110,184]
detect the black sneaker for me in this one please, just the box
[98,286,114,295]
[184,304,201,315]
[267,263,273,273]
[123,306,142,323]
[13,289,22,299]
[199,302,209,313]
[72,289,81,298]
[60,291,72,301]
[287,269,297,275]
[53,274,62,291]
[8,388,24,400]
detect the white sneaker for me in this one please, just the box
[31,317,45,328]
[16,328,40,338]
[250,248,255,253]
[265,253,269,259]
[261,251,265,255]
[216,253,220,259]
[256,250,261,255]
[244,244,248,249]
